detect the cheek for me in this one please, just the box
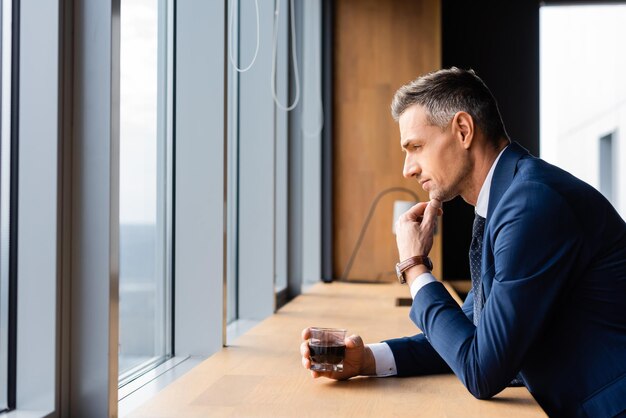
[431,169,447,188]
[439,146,463,176]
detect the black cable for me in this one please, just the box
[340,187,419,282]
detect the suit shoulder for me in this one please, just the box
[514,156,605,204]
[500,156,626,246]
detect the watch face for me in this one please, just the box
[395,264,405,284]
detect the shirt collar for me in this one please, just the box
[475,146,508,218]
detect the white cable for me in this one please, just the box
[228,0,260,73]
[271,0,300,111]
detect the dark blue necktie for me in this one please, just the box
[469,212,524,386]
[469,214,486,326]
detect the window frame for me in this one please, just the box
[60,0,121,415]
[0,0,19,411]
[117,0,175,388]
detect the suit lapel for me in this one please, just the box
[481,142,530,298]
[484,142,530,230]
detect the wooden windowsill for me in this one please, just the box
[129,281,545,417]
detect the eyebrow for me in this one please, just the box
[401,138,420,150]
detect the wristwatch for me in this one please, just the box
[395,255,433,284]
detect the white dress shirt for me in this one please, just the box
[368,146,508,376]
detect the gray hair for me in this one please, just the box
[391,67,509,142]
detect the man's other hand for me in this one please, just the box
[300,327,375,380]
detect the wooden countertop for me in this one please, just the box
[130,281,546,417]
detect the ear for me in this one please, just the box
[451,111,474,150]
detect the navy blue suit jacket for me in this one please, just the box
[385,143,626,417]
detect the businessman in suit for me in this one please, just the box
[300,68,626,417]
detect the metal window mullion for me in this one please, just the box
[0,0,14,410]
[273,0,289,299]
[225,0,241,330]
[7,0,20,409]
[5,0,18,409]
[69,0,120,415]
[154,0,174,366]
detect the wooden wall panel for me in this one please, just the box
[333,0,442,282]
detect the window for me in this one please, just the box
[226,0,324,339]
[119,0,174,386]
[0,0,15,411]
[540,4,626,219]
[226,0,292,329]
[0,1,324,414]
[225,0,296,326]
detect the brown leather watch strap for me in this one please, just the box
[395,255,433,284]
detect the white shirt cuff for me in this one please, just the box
[367,343,397,377]
[409,272,437,299]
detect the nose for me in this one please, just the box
[403,153,420,179]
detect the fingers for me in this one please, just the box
[301,328,312,370]
[402,202,428,222]
[430,199,442,210]
[300,328,315,370]
[345,334,363,349]
[300,341,311,366]
[300,340,310,358]
[301,327,311,341]
[302,354,311,370]
[401,201,443,223]
[421,199,441,234]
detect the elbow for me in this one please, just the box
[468,386,497,400]
[460,359,504,400]
[458,345,507,400]
[463,374,501,400]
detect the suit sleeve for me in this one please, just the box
[382,288,475,376]
[410,182,583,398]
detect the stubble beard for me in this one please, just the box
[427,159,472,203]
[429,187,455,203]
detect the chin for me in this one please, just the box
[429,189,455,202]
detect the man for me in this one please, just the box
[300,68,626,417]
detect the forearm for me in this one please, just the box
[384,333,452,376]
[362,271,457,378]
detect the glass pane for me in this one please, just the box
[0,0,11,410]
[119,0,173,384]
[540,4,626,219]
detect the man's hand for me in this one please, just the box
[300,327,375,380]
[395,199,442,262]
